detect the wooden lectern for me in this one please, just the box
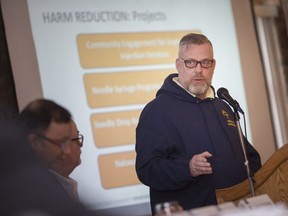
[216,143,288,205]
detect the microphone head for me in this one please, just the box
[216,87,244,114]
[217,87,229,99]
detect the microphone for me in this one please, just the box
[217,87,244,114]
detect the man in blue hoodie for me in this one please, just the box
[135,33,261,215]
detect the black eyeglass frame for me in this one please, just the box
[34,133,70,149]
[178,57,214,68]
[71,134,84,147]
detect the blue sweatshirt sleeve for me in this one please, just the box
[135,124,196,191]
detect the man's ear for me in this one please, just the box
[27,134,40,149]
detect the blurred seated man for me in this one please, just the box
[18,99,81,199]
[0,120,95,216]
[50,119,83,200]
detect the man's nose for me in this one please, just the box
[194,63,203,73]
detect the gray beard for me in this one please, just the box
[188,83,208,96]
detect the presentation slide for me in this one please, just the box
[26,0,250,214]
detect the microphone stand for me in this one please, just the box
[233,108,256,197]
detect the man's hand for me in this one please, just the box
[189,151,212,177]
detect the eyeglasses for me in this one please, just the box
[178,57,214,68]
[71,134,84,147]
[35,133,71,150]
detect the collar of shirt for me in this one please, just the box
[173,77,214,99]
[49,169,79,199]
[50,169,77,184]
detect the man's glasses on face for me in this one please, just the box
[71,134,84,147]
[34,133,71,150]
[178,57,214,68]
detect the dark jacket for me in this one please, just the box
[135,73,261,214]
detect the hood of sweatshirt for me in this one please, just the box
[156,73,216,103]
